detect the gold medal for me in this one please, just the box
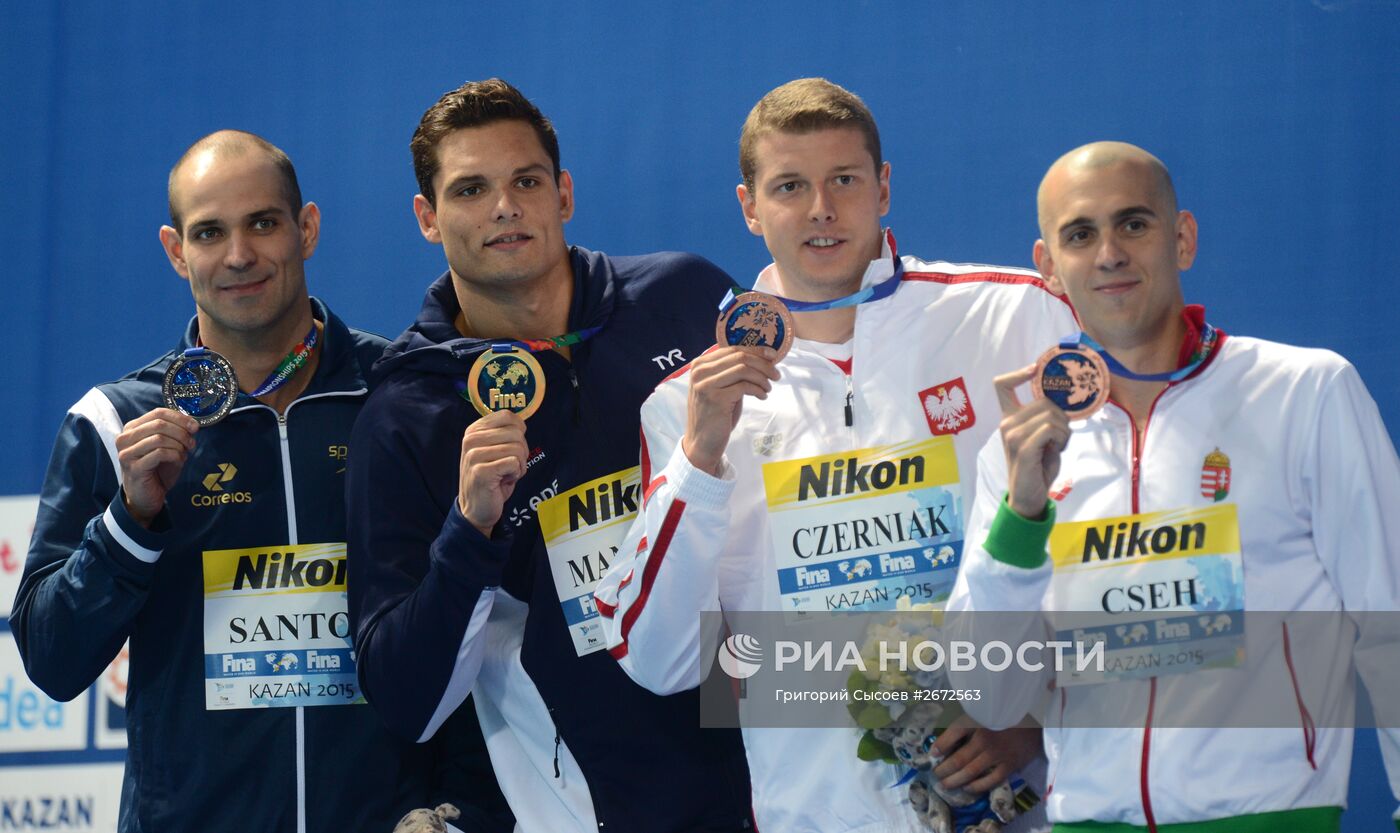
[465,347,546,419]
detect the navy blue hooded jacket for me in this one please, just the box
[347,248,753,831]
[10,300,510,833]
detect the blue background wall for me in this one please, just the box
[2,0,1396,826]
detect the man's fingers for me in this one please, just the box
[463,426,529,454]
[700,361,777,395]
[120,435,192,468]
[461,441,528,471]
[931,715,974,756]
[993,365,1037,416]
[931,739,985,786]
[118,412,198,452]
[469,455,526,486]
[692,348,780,384]
[964,763,1012,795]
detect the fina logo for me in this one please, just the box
[717,633,763,679]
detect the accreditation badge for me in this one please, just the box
[716,291,794,360]
[1048,504,1246,686]
[164,349,238,426]
[201,543,362,709]
[1032,344,1110,420]
[466,347,546,419]
[763,437,966,613]
[538,468,640,656]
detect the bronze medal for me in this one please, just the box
[715,291,794,360]
[1032,344,1110,419]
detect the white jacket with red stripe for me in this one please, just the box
[595,234,1077,833]
[946,332,1400,828]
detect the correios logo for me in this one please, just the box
[202,463,237,491]
[718,633,763,679]
[192,462,253,507]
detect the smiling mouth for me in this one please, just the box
[806,237,842,249]
[220,276,271,293]
[1096,280,1140,294]
[486,233,532,247]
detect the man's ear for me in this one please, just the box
[1033,239,1064,296]
[413,194,442,244]
[159,226,190,280]
[1174,209,1198,271]
[298,202,321,260]
[877,161,891,217]
[737,183,763,237]
[557,169,575,223]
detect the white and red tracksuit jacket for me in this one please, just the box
[946,322,1400,829]
[596,233,1077,833]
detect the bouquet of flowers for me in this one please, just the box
[847,604,1038,833]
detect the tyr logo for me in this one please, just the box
[651,349,685,369]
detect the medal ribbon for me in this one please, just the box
[1065,322,1219,383]
[246,323,320,397]
[717,256,905,313]
[487,324,604,356]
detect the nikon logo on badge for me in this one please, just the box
[797,454,925,502]
[232,550,347,590]
[192,462,253,506]
[567,476,639,532]
[1082,519,1207,563]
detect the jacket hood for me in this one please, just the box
[373,246,616,383]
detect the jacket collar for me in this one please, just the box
[178,297,369,396]
[373,245,616,379]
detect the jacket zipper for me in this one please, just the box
[843,374,854,427]
[242,390,363,833]
[1108,337,1223,832]
[569,367,581,425]
[1113,388,1170,833]
[274,411,308,833]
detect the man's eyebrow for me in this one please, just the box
[1056,216,1093,236]
[1057,205,1160,236]
[442,163,551,193]
[443,173,487,192]
[185,217,223,235]
[1112,205,1157,222]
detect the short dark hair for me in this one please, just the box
[167,130,302,232]
[411,78,561,206]
[740,78,882,189]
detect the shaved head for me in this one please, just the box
[1037,142,1176,240]
[167,130,302,232]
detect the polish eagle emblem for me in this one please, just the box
[919,377,975,436]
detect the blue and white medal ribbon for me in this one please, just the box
[1076,321,1219,382]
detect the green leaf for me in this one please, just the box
[856,730,899,764]
[845,669,878,697]
[855,703,894,730]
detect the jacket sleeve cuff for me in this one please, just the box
[101,492,170,565]
[429,502,512,589]
[983,496,1055,570]
[666,444,735,509]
